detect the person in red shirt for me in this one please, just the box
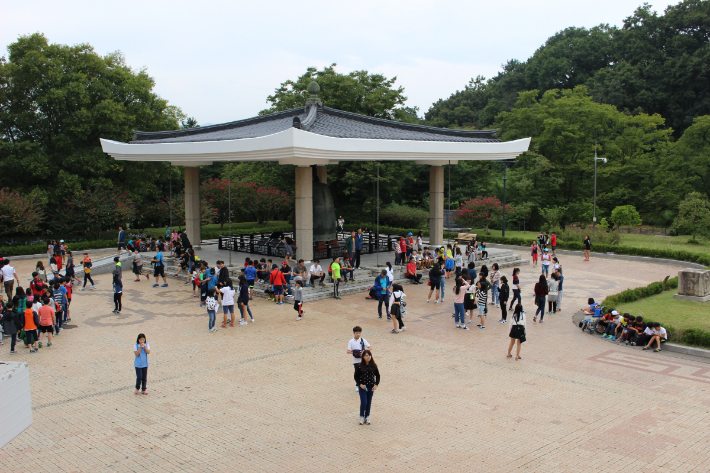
[63,278,73,322]
[550,232,557,256]
[406,258,422,284]
[399,237,407,266]
[30,272,45,297]
[269,264,286,305]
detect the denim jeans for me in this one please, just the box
[510,288,522,309]
[378,293,389,317]
[478,303,486,315]
[358,386,375,417]
[557,290,563,310]
[454,302,466,325]
[536,296,546,319]
[605,322,618,336]
[439,279,445,300]
[207,309,215,329]
[135,367,148,391]
[541,264,549,276]
[240,301,253,320]
[491,282,500,305]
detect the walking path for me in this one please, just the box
[1,250,708,472]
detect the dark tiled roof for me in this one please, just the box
[131,106,498,144]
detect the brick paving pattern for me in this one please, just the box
[1,251,708,472]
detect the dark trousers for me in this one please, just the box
[355,249,361,268]
[333,279,340,298]
[10,333,17,351]
[4,281,14,301]
[135,367,148,391]
[83,273,94,287]
[406,274,422,284]
[393,307,404,329]
[501,302,508,320]
[378,293,389,317]
[114,293,122,311]
[200,282,208,301]
[353,363,359,386]
[394,253,401,265]
[548,300,557,312]
[509,289,521,309]
[536,296,546,319]
[25,329,37,346]
[358,387,375,417]
[310,274,325,285]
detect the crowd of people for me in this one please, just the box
[582,300,668,352]
[1,223,676,426]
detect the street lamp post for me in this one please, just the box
[592,140,607,231]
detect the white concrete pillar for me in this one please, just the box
[295,166,313,261]
[429,165,444,246]
[184,166,201,249]
[316,165,327,184]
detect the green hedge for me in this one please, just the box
[602,277,678,307]
[601,277,710,349]
[0,240,118,257]
[472,234,710,267]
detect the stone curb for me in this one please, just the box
[7,247,120,262]
[486,243,707,269]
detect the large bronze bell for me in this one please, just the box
[313,181,336,242]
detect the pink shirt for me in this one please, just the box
[453,282,470,304]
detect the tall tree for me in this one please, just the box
[0,33,184,230]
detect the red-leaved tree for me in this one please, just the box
[66,187,136,238]
[454,196,514,233]
[0,188,45,236]
[201,179,292,226]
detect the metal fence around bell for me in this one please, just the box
[218,231,400,260]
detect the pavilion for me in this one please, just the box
[100,82,530,260]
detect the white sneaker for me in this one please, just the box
[365,416,371,424]
[250,318,255,322]
[356,387,360,392]
[359,416,365,425]
[496,304,500,308]
[296,317,302,320]
[426,299,430,303]
[91,286,96,290]
[434,300,440,304]
[239,321,248,325]
[400,326,405,331]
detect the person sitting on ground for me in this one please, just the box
[602,310,622,339]
[616,314,634,342]
[406,257,422,284]
[292,259,307,288]
[642,322,667,351]
[480,242,488,260]
[256,258,269,283]
[626,316,646,344]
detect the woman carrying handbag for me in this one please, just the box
[507,304,526,361]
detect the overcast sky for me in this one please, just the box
[2,0,679,125]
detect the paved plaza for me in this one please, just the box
[1,248,709,472]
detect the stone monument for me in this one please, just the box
[674,268,710,302]
[0,361,32,448]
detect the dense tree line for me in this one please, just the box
[2,1,710,237]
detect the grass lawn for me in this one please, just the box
[466,228,710,255]
[614,290,710,332]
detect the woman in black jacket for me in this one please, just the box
[1,302,19,354]
[498,276,510,323]
[355,350,380,425]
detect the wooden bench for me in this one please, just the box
[455,232,477,245]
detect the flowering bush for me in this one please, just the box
[66,187,135,238]
[0,188,45,236]
[453,196,514,233]
[201,179,292,226]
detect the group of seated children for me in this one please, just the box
[584,299,668,352]
[465,240,488,261]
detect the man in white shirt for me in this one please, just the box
[309,260,325,287]
[346,326,372,391]
[1,261,20,300]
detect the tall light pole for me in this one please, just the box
[592,140,607,231]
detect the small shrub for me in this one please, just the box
[379,204,428,229]
[687,238,701,245]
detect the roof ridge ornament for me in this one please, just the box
[306,81,321,104]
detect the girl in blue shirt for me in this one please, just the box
[134,333,150,395]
